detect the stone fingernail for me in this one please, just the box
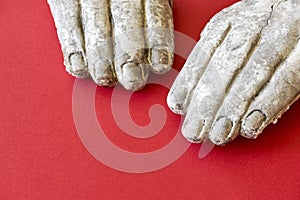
[150,47,173,74]
[69,52,88,78]
[241,110,266,139]
[167,85,188,114]
[121,62,148,91]
[210,117,232,145]
[182,115,205,143]
[91,61,118,87]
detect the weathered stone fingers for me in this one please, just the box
[167,5,237,115]
[168,0,300,145]
[49,0,175,90]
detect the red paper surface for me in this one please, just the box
[1,0,300,199]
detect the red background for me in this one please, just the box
[1,0,300,199]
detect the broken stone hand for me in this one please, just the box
[48,0,174,91]
[168,0,300,145]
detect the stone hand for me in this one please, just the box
[48,0,174,91]
[168,0,300,145]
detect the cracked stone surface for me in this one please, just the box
[167,0,300,145]
[48,0,174,91]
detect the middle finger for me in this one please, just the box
[111,0,149,91]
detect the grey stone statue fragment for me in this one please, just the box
[167,0,300,145]
[48,0,174,91]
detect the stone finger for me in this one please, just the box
[48,0,88,78]
[81,0,117,86]
[145,0,174,74]
[111,0,149,91]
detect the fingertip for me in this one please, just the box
[119,62,149,91]
[209,117,233,145]
[149,47,173,74]
[97,77,118,87]
[182,114,206,143]
[167,85,188,114]
[68,52,89,78]
[90,60,118,87]
[241,110,267,139]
